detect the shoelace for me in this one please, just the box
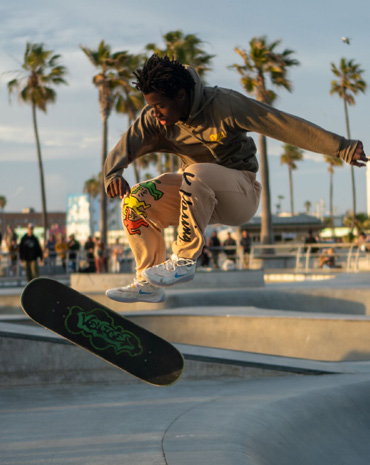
[156,258,195,273]
[130,278,151,289]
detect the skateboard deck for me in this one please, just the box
[21,278,184,386]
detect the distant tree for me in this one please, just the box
[304,200,312,214]
[146,30,214,78]
[330,58,367,230]
[7,43,67,242]
[324,155,344,233]
[280,144,303,215]
[145,30,214,172]
[276,195,285,215]
[114,54,146,183]
[280,144,304,215]
[0,196,6,211]
[83,175,100,235]
[343,212,370,235]
[0,195,6,238]
[230,36,300,245]
[80,41,144,243]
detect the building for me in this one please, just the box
[241,213,325,243]
[1,209,65,239]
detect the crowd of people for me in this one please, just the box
[198,229,252,271]
[1,223,369,281]
[303,229,370,269]
[1,224,130,282]
[1,223,253,281]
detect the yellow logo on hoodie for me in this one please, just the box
[209,131,226,143]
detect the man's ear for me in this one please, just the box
[176,89,186,101]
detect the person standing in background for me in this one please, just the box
[240,229,252,268]
[19,223,43,281]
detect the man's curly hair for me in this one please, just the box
[133,54,195,99]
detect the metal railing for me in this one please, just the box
[0,250,135,281]
[249,242,369,272]
[1,242,369,282]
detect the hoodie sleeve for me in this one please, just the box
[228,90,359,164]
[104,107,161,193]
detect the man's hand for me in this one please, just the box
[107,177,131,198]
[351,141,368,168]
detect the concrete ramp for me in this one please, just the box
[130,309,370,362]
[163,374,370,465]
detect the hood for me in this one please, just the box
[185,66,218,124]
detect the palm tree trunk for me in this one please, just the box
[259,134,274,246]
[100,116,108,244]
[289,167,294,215]
[32,103,48,243]
[157,153,162,175]
[344,99,356,230]
[133,161,140,183]
[330,168,335,236]
[89,194,94,236]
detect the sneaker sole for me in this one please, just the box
[142,271,195,288]
[105,290,166,303]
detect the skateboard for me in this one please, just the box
[21,278,184,386]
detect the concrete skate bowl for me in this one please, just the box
[162,374,370,465]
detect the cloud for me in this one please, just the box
[9,186,25,199]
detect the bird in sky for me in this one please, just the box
[341,36,351,45]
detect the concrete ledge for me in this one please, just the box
[76,285,370,314]
[2,273,370,316]
[128,312,370,362]
[0,333,299,387]
[1,316,370,387]
[70,269,265,293]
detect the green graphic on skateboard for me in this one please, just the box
[21,278,184,386]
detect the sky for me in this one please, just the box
[1,0,370,217]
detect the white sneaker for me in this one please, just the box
[105,279,166,303]
[142,256,196,287]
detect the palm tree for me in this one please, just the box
[280,144,304,215]
[343,212,370,236]
[146,30,214,78]
[83,175,101,235]
[324,155,344,234]
[114,54,146,183]
[7,43,67,242]
[330,58,367,230]
[230,36,300,245]
[304,200,312,215]
[0,196,6,238]
[0,195,6,214]
[80,41,143,243]
[145,30,214,172]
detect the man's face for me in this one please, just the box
[144,90,189,126]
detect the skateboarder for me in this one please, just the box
[104,54,367,303]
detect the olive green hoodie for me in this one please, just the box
[104,66,359,192]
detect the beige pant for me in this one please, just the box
[121,163,261,278]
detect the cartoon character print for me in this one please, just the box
[123,209,149,235]
[131,179,163,200]
[123,179,164,236]
[123,195,151,218]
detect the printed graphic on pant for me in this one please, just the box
[122,179,164,236]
